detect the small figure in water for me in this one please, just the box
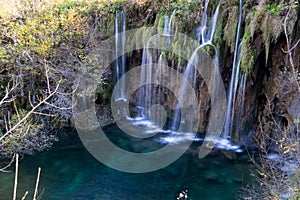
[176,189,188,200]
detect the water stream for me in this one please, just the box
[223,0,243,139]
[114,10,127,102]
[136,11,176,121]
[118,0,245,153]
[171,0,221,133]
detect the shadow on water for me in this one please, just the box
[0,124,254,200]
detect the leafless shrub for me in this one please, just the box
[242,1,300,199]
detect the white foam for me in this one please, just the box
[204,137,243,153]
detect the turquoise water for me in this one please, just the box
[0,125,253,200]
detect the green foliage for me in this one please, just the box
[168,0,202,34]
[56,0,77,12]
[241,24,255,74]
[0,47,11,64]
[268,2,282,15]
[213,6,224,52]
[1,2,89,71]
[267,0,299,15]
[294,118,300,124]
[244,0,299,65]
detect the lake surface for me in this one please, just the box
[0,124,254,200]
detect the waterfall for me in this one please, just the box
[145,49,153,118]
[196,0,220,44]
[137,34,156,118]
[171,42,216,132]
[150,52,166,125]
[163,9,176,36]
[171,0,221,132]
[138,44,154,118]
[137,11,176,121]
[114,10,127,102]
[163,16,169,36]
[113,2,245,152]
[157,52,165,108]
[223,0,243,139]
[168,10,176,34]
[171,54,195,131]
[137,45,147,117]
[121,11,126,100]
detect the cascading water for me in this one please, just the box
[115,2,245,152]
[145,49,153,117]
[223,0,243,139]
[157,52,166,110]
[138,43,153,118]
[196,0,220,44]
[137,45,147,117]
[137,11,176,121]
[171,0,221,132]
[164,9,176,45]
[114,10,127,101]
[163,16,169,36]
[168,10,176,34]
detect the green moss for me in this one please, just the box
[267,2,281,15]
[213,6,225,52]
[240,24,255,75]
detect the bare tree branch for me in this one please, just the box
[282,0,300,92]
[0,82,60,141]
[21,191,28,200]
[0,154,16,172]
[0,81,19,106]
[44,101,74,110]
[33,167,41,200]
[13,153,19,200]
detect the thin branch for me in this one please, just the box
[32,112,56,117]
[44,62,51,94]
[282,39,300,53]
[282,1,300,92]
[13,154,19,200]
[28,91,35,108]
[0,82,19,106]
[56,80,80,96]
[33,167,41,200]
[44,101,74,110]
[0,154,16,172]
[20,124,31,139]
[21,191,28,200]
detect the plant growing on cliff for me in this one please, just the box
[223,4,239,54]
[242,1,300,199]
[246,0,298,65]
[240,23,255,74]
